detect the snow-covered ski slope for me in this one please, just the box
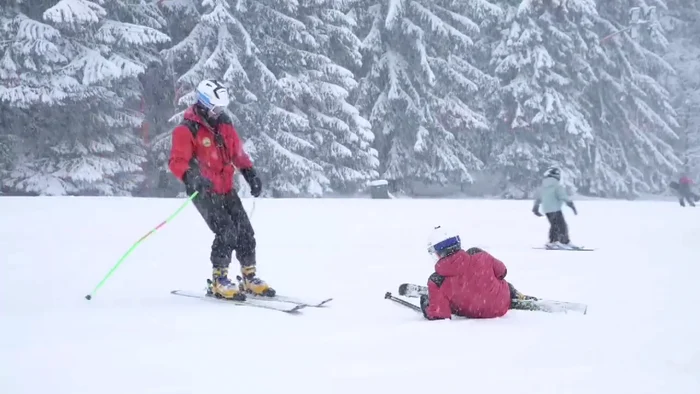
[1,197,699,394]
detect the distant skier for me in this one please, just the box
[412,226,536,320]
[168,79,271,301]
[532,167,578,250]
[670,175,699,207]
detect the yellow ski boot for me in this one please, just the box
[238,266,276,297]
[207,267,246,300]
[508,282,537,301]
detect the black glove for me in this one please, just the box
[420,295,430,319]
[183,168,213,194]
[532,205,542,217]
[240,167,262,197]
[566,201,577,215]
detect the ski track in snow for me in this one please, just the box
[1,197,699,394]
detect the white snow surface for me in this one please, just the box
[1,197,699,394]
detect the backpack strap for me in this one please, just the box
[180,118,229,161]
[181,119,199,137]
[180,119,201,173]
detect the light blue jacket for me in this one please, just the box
[534,177,571,214]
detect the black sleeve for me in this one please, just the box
[465,247,484,256]
[428,272,445,287]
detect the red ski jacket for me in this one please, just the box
[680,176,692,185]
[424,248,512,320]
[169,107,253,194]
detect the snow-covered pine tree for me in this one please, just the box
[0,104,21,188]
[234,0,378,196]
[276,0,379,195]
[93,0,177,196]
[662,0,700,182]
[100,0,172,195]
[160,0,255,124]
[489,0,597,198]
[0,1,91,194]
[1,0,170,195]
[0,1,70,188]
[0,4,22,183]
[589,0,683,197]
[0,3,75,108]
[353,0,498,194]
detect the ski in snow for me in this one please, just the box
[398,283,428,298]
[532,246,595,251]
[242,293,333,308]
[510,298,588,315]
[395,283,587,315]
[170,290,306,313]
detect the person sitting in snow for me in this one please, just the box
[416,226,535,321]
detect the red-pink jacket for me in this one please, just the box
[425,249,512,319]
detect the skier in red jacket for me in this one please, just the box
[420,226,534,320]
[169,79,270,301]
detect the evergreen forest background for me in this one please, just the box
[1,0,699,199]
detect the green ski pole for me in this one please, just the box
[85,191,198,300]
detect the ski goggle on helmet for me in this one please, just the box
[426,225,461,260]
[195,79,231,119]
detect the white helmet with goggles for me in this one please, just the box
[427,225,461,262]
[196,79,230,118]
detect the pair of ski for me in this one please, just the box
[533,245,595,251]
[171,288,333,314]
[387,283,588,315]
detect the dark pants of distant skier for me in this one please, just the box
[546,211,570,244]
[679,193,697,207]
[678,185,698,207]
[192,191,256,269]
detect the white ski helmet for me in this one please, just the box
[426,225,461,262]
[543,167,561,180]
[196,79,230,117]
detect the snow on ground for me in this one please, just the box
[1,197,699,394]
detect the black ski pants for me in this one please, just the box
[507,282,519,300]
[545,210,570,244]
[192,191,256,269]
[679,194,697,207]
[678,185,698,207]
